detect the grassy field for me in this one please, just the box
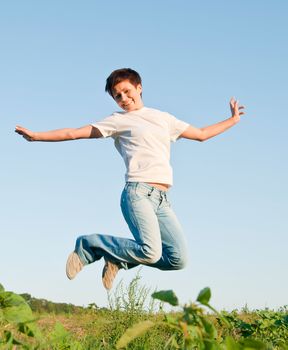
[1,275,288,349]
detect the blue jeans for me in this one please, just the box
[75,182,188,270]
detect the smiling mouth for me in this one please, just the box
[123,101,133,107]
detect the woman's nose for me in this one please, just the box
[121,94,128,102]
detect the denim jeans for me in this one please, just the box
[75,182,188,270]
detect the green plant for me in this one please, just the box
[0,284,87,349]
[1,278,288,349]
[0,283,41,349]
[116,287,286,350]
[107,269,160,315]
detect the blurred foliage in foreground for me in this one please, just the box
[0,276,287,349]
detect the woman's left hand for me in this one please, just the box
[230,97,245,123]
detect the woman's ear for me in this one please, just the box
[137,84,142,94]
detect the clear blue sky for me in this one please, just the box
[1,0,287,310]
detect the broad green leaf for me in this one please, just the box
[196,287,211,305]
[240,338,267,349]
[116,320,155,349]
[0,291,33,323]
[152,290,179,306]
[0,283,4,292]
[225,336,242,350]
[203,339,219,350]
[201,317,217,339]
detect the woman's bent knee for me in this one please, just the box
[142,245,162,264]
[169,254,187,270]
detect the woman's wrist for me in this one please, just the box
[231,115,240,124]
[32,132,39,141]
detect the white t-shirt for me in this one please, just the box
[91,107,189,186]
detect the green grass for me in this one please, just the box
[1,276,288,349]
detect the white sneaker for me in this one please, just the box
[66,252,83,280]
[102,259,120,290]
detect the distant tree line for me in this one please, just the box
[19,293,88,314]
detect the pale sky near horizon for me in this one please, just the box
[1,0,287,310]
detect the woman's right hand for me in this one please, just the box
[15,126,36,141]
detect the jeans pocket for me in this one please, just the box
[132,186,148,202]
[121,185,143,204]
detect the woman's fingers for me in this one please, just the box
[15,126,26,134]
[15,126,34,141]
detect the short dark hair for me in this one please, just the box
[105,68,142,97]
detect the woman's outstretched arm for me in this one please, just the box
[15,125,102,142]
[180,97,245,142]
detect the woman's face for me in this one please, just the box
[112,80,143,112]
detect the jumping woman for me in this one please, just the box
[15,68,245,290]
